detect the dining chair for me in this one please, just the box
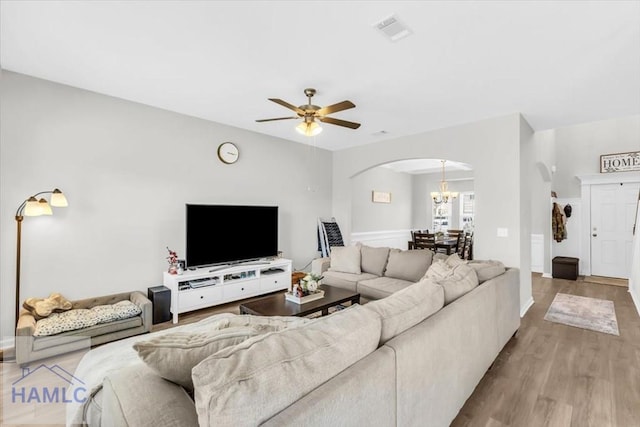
[413,232,436,250]
[462,233,474,260]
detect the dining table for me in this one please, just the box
[407,237,459,254]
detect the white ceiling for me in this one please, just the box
[2,1,639,151]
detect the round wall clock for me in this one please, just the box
[217,142,239,164]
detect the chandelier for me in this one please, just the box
[431,160,458,205]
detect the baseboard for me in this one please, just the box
[630,289,640,317]
[520,297,534,317]
[542,273,552,279]
[1,336,15,351]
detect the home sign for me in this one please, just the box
[600,151,640,173]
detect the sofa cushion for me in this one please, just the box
[469,260,506,283]
[134,315,311,390]
[322,271,377,293]
[365,278,445,344]
[357,277,414,300]
[34,309,99,336]
[33,316,142,351]
[384,249,433,282]
[192,304,381,427]
[359,244,390,276]
[33,300,143,337]
[425,261,479,304]
[328,245,362,274]
[112,300,143,319]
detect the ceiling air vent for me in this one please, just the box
[374,15,412,42]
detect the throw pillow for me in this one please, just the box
[469,260,506,283]
[328,245,362,274]
[424,261,479,304]
[191,305,381,427]
[384,249,433,282]
[365,277,444,345]
[134,314,311,390]
[359,244,390,276]
[23,293,72,320]
[444,253,467,267]
[34,309,99,336]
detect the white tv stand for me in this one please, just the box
[163,258,292,324]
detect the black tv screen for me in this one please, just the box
[186,204,278,268]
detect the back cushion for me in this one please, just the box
[133,315,310,390]
[360,244,390,276]
[365,278,444,345]
[192,305,381,427]
[384,250,433,282]
[328,245,362,274]
[425,261,479,304]
[469,260,506,283]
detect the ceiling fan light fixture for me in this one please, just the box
[296,121,322,137]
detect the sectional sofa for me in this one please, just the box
[68,247,520,427]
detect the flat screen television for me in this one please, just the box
[186,204,278,268]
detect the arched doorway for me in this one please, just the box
[349,158,474,249]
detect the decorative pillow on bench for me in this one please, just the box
[23,293,72,320]
[33,300,142,337]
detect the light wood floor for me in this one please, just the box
[2,275,639,426]
[452,274,640,427]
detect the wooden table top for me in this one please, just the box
[239,285,360,317]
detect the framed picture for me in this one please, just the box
[372,191,391,203]
[600,151,640,173]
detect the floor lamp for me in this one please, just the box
[14,188,68,324]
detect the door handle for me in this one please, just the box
[592,233,597,237]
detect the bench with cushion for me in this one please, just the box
[16,291,151,366]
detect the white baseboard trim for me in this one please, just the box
[1,336,15,351]
[520,297,535,317]
[629,289,640,318]
[542,273,552,279]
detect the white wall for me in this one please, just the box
[553,115,640,197]
[351,166,412,232]
[519,115,534,314]
[0,71,333,339]
[531,130,555,276]
[332,114,532,314]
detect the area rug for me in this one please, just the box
[544,293,619,336]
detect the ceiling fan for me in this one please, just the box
[256,88,361,136]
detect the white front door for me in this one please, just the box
[591,182,640,278]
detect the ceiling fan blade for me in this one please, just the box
[316,100,355,116]
[268,98,305,115]
[255,116,299,122]
[318,116,361,129]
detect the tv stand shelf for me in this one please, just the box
[163,258,292,323]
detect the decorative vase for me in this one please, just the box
[168,263,178,275]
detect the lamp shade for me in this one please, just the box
[24,197,42,216]
[296,121,322,137]
[50,188,68,207]
[38,198,53,215]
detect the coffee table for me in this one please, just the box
[239,285,360,317]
